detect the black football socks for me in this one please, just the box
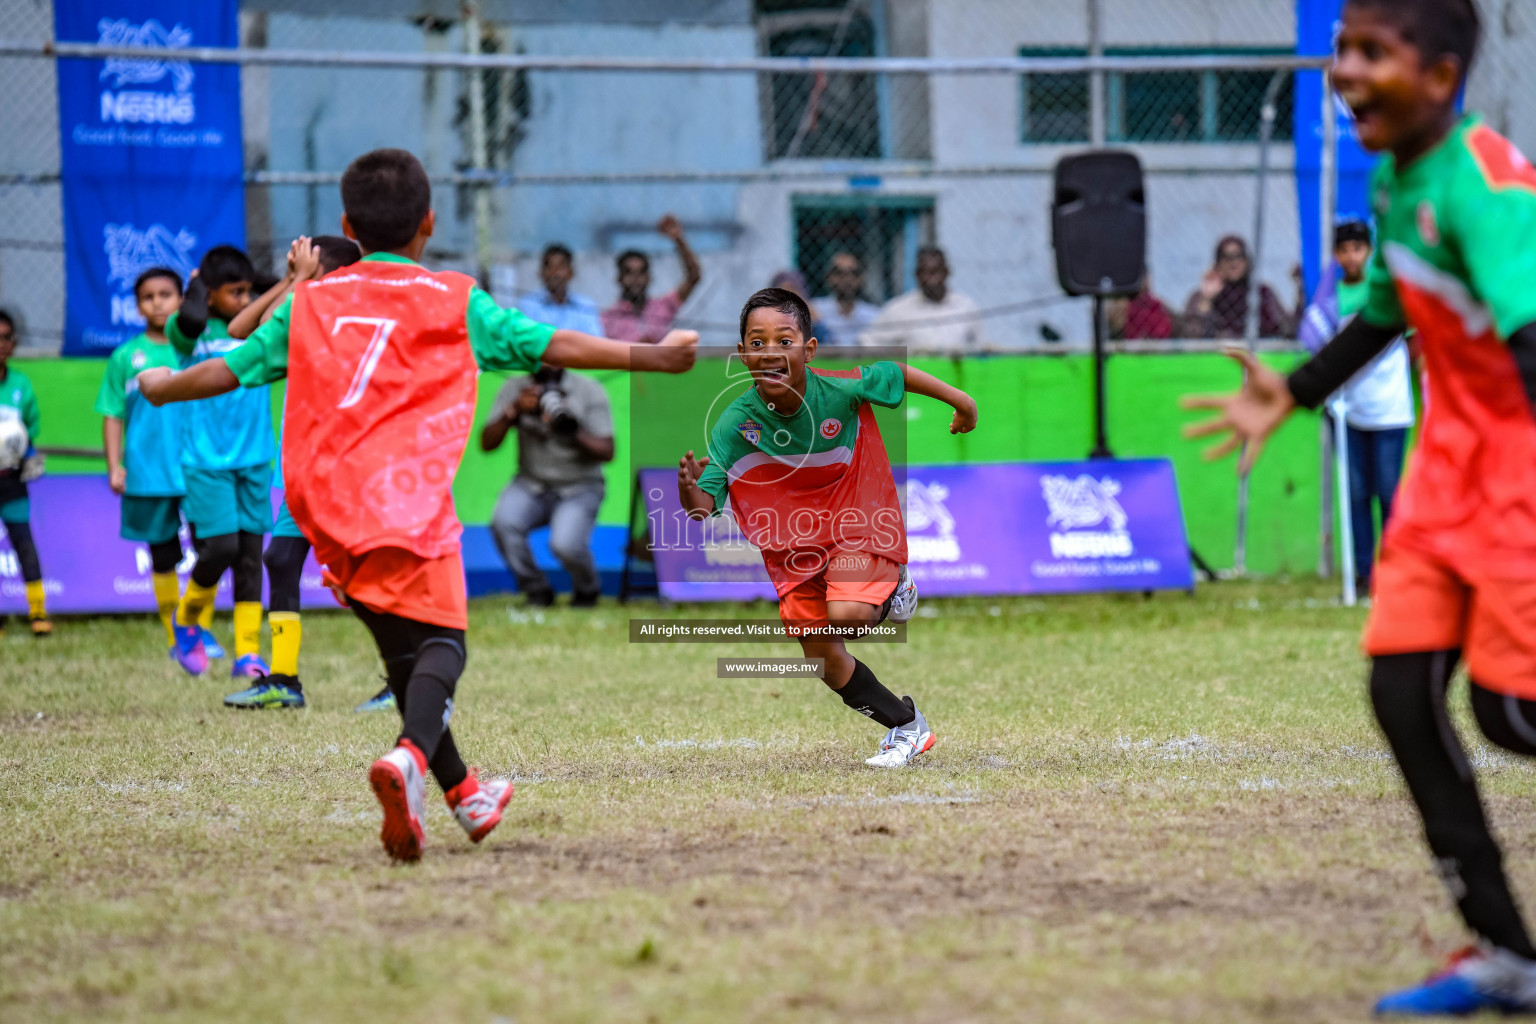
[837,659,916,729]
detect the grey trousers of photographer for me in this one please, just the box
[490,476,606,597]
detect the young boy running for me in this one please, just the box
[677,288,977,767]
[139,148,698,861]
[0,309,49,637]
[1185,0,1536,1013]
[166,246,272,678]
[221,234,364,711]
[96,268,208,654]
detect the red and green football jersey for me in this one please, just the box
[697,362,907,594]
[1362,115,1536,576]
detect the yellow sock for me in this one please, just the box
[234,601,262,660]
[152,572,181,646]
[197,597,214,631]
[176,580,218,629]
[269,611,301,677]
[26,579,46,619]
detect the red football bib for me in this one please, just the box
[283,261,477,562]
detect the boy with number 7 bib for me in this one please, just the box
[140,149,698,862]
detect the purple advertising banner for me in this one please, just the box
[0,477,334,615]
[640,459,1192,603]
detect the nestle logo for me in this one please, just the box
[100,91,194,124]
[96,18,196,125]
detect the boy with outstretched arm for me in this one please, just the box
[677,287,977,767]
[97,267,195,654]
[220,234,364,711]
[1184,0,1536,1014]
[166,245,272,678]
[140,148,697,861]
[0,309,49,637]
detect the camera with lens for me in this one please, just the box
[534,367,580,438]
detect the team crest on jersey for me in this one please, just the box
[131,350,147,369]
[738,420,762,445]
[819,417,842,439]
[1417,200,1440,247]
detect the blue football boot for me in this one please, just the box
[200,629,226,659]
[1375,947,1536,1016]
[354,685,397,714]
[224,675,305,710]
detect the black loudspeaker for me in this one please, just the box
[1052,150,1146,297]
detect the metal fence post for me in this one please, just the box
[463,1,493,287]
[1087,0,1105,147]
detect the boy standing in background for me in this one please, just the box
[0,309,49,637]
[166,246,272,678]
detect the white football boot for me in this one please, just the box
[449,772,515,844]
[886,563,919,624]
[865,698,935,767]
[368,745,427,862]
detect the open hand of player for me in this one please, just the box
[1181,347,1295,473]
[653,329,700,373]
[677,449,713,519]
[285,236,308,279]
[678,449,709,488]
[948,395,978,434]
[109,465,127,495]
[292,237,323,280]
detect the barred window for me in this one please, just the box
[1020,48,1295,145]
[792,196,935,305]
[1019,48,1090,143]
[758,1,883,161]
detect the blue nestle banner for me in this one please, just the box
[55,1,245,356]
[1294,0,1378,299]
[639,459,1193,603]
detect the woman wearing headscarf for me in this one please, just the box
[1179,235,1302,339]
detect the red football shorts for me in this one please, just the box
[323,545,469,630]
[777,550,899,633]
[1364,542,1536,698]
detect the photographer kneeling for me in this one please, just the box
[482,365,614,607]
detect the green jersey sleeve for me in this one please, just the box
[225,295,293,387]
[20,375,39,440]
[1447,150,1536,339]
[1362,162,1406,329]
[467,288,556,372]
[94,347,128,419]
[854,361,905,408]
[696,409,754,511]
[165,311,197,356]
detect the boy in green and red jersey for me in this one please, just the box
[139,148,698,862]
[678,288,977,768]
[1185,0,1536,1013]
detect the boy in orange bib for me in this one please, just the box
[141,149,698,861]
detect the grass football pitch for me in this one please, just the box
[4,580,1533,1022]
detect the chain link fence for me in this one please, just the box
[3,0,1532,356]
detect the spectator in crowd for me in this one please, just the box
[481,364,615,608]
[863,246,985,351]
[1107,276,1174,341]
[1299,218,1414,591]
[600,214,701,344]
[518,243,602,335]
[813,251,880,345]
[1179,235,1302,339]
[768,269,828,342]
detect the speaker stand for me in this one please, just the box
[1089,295,1113,459]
